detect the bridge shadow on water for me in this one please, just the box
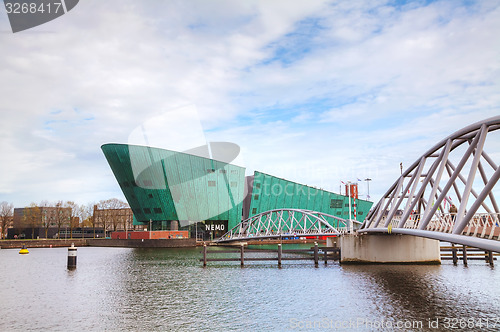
[340,263,500,329]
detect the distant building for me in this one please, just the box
[93,205,141,237]
[10,206,72,239]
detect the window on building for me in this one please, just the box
[345,203,350,208]
[330,199,343,209]
[254,194,259,200]
[336,211,341,215]
[154,208,162,214]
[144,208,152,214]
[255,183,261,189]
[231,170,238,174]
[358,211,363,215]
[208,181,216,187]
[148,194,153,198]
[220,169,227,174]
[207,169,215,173]
[252,208,257,214]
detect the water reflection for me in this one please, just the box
[0,246,499,331]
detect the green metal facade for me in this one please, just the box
[101,144,246,229]
[249,171,373,224]
[102,144,373,234]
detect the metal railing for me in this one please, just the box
[216,208,359,243]
[374,213,500,240]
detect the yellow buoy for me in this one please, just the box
[19,245,29,255]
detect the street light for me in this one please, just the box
[149,219,152,239]
[400,162,404,196]
[364,178,372,200]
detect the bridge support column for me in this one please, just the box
[340,234,441,264]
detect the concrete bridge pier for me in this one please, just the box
[339,234,441,264]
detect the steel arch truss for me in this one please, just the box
[216,208,357,243]
[361,116,500,252]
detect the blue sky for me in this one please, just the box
[0,0,499,208]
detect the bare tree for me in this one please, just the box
[86,203,97,238]
[22,203,41,239]
[54,200,70,239]
[109,198,129,232]
[78,204,90,238]
[96,198,128,237]
[39,200,52,239]
[0,201,14,239]
[65,201,80,239]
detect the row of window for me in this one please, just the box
[137,206,365,217]
[254,197,362,208]
[207,169,240,174]
[250,208,363,216]
[122,179,239,190]
[142,207,163,215]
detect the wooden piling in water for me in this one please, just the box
[488,251,494,266]
[200,244,341,267]
[313,242,319,267]
[277,244,282,267]
[203,244,207,267]
[462,245,467,266]
[240,244,245,267]
[452,243,458,265]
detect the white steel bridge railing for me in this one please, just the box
[216,208,360,243]
[377,213,500,240]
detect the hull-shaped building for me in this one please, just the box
[102,144,373,238]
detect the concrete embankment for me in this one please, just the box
[0,239,87,249]
[1,238,196,249]
[86,238,196,248]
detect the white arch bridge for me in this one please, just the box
[360,116,500,253]
[216,209,360,243]
[216,117,500,253]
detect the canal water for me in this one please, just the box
[1,245,499,331]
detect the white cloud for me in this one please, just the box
[0,0,498,209]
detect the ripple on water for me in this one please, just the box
[1,246,499,331]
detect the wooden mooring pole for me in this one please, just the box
[462,245,467,266]
[314,242,319,267]
[201,243,341,267]
[277,243,282,267]
[203,244,207,267]
[451,243,458,265]
[240,243,245,267]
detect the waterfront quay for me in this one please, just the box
[0,238,195,249]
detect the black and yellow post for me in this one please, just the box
[67,243,77,269]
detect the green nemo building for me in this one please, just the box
[101,143,373,239]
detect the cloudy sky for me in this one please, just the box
[0,0,499,208]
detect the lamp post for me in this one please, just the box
[400,162,404,196]
[364,178,372,200]
[149,219,152,239]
